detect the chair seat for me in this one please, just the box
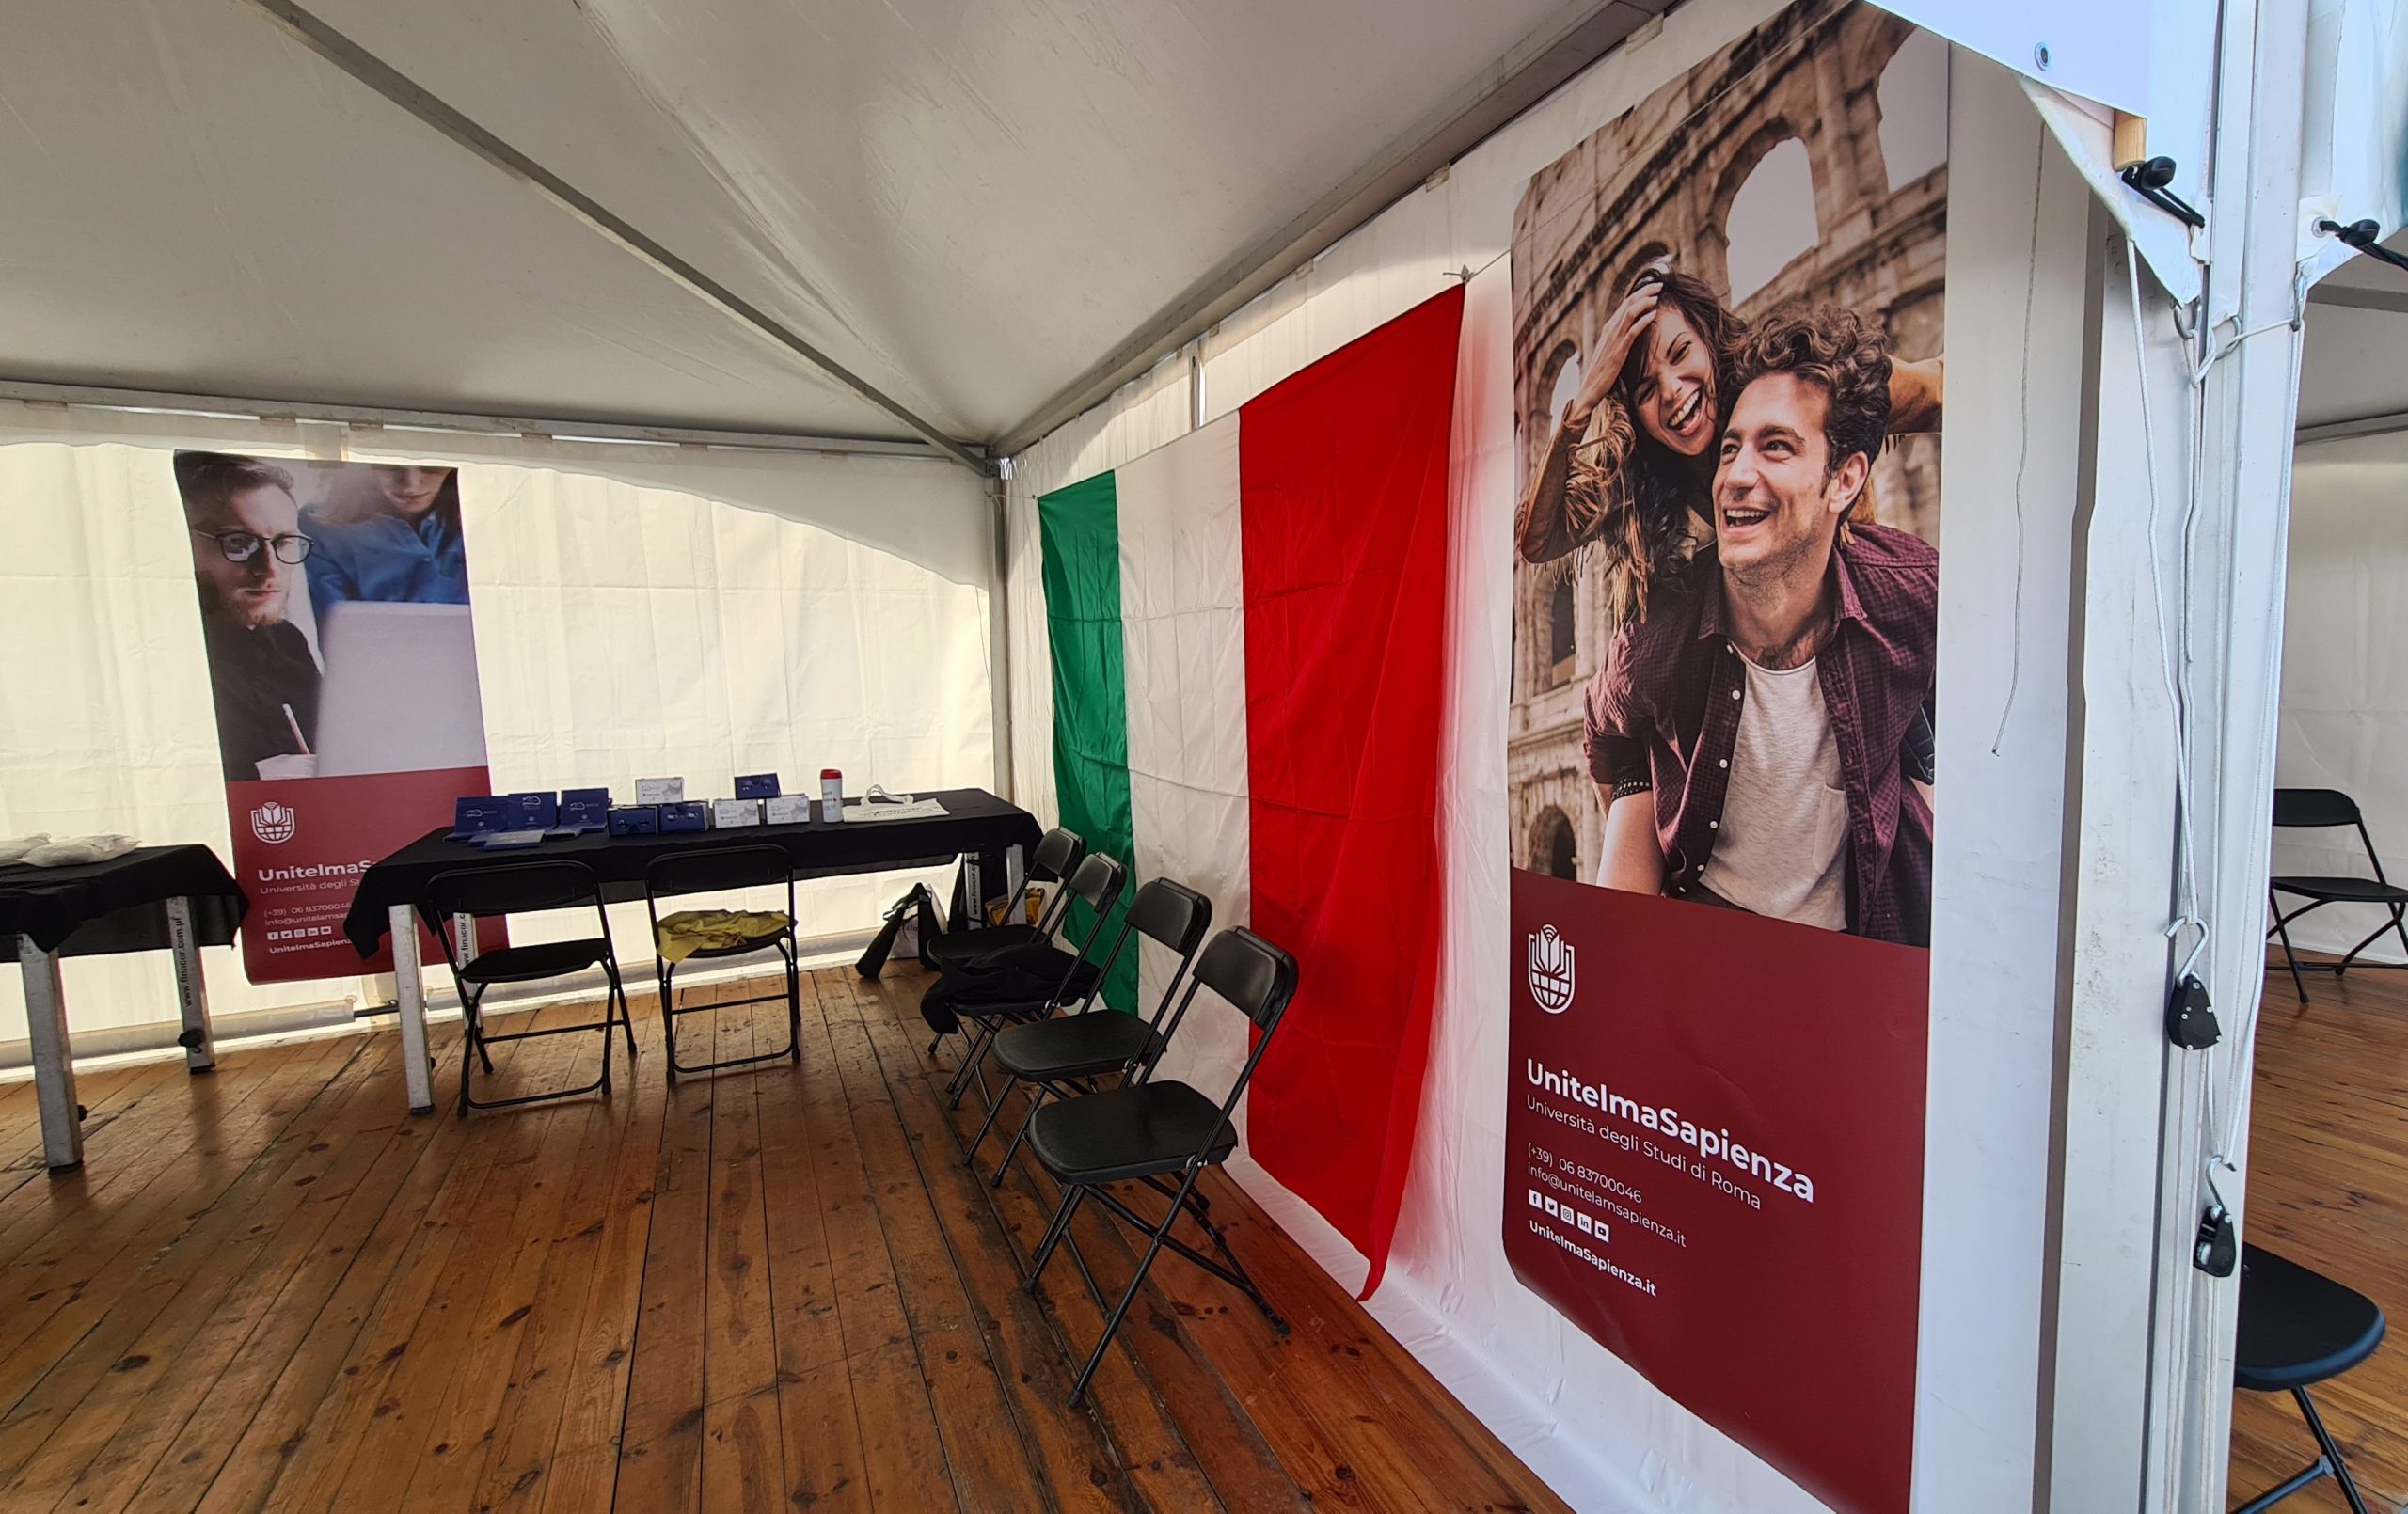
[922,923,1040,971]
[952,940,1081,983]
[1027,1081,1235,1184]
[2234,1244,2387,1392]
[461,937,612,985]
[2271,875,2408,905]
[993,1012,1156,1080]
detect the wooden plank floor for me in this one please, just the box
[2230,952,2408,1512]
[0,965,1563,1513]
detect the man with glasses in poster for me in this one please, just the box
[176,452,322,781]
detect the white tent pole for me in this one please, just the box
[0,380,953,462]
[2146,0,2312,1506]
[234,0,990,474]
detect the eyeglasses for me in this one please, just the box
[191,528,313,565]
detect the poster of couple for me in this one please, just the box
[1501,2,1944,1509]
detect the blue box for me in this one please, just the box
[657,801,709,834]
[447,796,510,842]
[735,772,781,799]
[608,806,658,837]
[558,787,611,833]
[502,791,560,830]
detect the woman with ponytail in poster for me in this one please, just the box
[1515,262,1943,625]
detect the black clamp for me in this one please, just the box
[2166,973,2219,1050]
[2119,157,2206,229]
[2316,216,2408,274]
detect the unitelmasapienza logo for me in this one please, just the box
[1527,924,1575,1013]
[249,800,297,845]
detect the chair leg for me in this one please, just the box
[786,945,802,1064]
[2271,891,2311,1004]
[1068,1170,1199,1406]
[2296,1385,2373,1514]
[1025,1184,1089,1293]
[2333,907,2408,978]
[991,1086,1052,1189]
[964,1077,1022,1167]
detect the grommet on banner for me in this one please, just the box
[2315,216,2408,273]
[2118,157,2205,229]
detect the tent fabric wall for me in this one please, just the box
[1006,3,2083,1507]
[1,400,995,1047]
[2275,430,2408,964]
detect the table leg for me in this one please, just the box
[165,896,216,1074]
[16,938,82,1173]
[390,904,435,1115]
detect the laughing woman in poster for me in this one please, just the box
[1515,263,1944,624]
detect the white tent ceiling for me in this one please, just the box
[1,0,1640,450]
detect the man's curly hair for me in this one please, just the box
[1725,306,1892,493]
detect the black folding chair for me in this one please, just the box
[927,852,1127,1111]
[966,878,1212,1181]
[2231,1243,2386,1512]
[2267,788,2408,1002]
[922,826,1086,974]
[425,860,638,1116]
[643,844,801,1079]
[1022,926,1298,1405]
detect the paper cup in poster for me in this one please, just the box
[1500,3,1944,1509]
[175,453,498,982]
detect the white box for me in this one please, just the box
[764,794,814,826]
[711,798,763,828]
[636,777,685,804]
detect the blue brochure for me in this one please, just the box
[735,772,782,799]
[446,796,510,842]
[608,806,659,837]
[657,801,709,834]
[502,791,560,830]
[475,828,548,851]
[557,787,611,834]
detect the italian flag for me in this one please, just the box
[1035,286,1463,1290]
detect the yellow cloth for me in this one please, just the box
[655,908,792,963]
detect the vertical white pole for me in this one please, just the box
[390,904,434,1114]
[165,896,215,1073]
[17,938,81,1172]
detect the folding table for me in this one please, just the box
[342,786,1042,1113]
[0,845,247,1171]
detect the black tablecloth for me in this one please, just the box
[0,844,248,956]
[343,787,1042,956]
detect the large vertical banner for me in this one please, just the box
[1500,4,1945,1509]
[175,453,490,981]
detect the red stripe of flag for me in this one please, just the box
[1239,284,1463,1295]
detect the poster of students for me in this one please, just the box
[175,453,491,982]
[1499,3,1944,1509]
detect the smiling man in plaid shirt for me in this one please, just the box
[1582,307,1938,946]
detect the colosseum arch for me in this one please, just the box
[1531,805,1580,882]
[1529,337,1581,481]
[1710,118,1820,312]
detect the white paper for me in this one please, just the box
[841,798,949,823]
[637,777,685,803]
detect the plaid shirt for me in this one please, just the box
[1583,524,1937,945]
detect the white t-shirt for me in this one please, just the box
[1698,654,1848,930]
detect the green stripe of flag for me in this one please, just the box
[1038,471,1139,1012]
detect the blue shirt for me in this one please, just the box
[301,507,468,607]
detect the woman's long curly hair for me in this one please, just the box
[1562,267,1747,626]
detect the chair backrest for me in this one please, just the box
[1146,927,1300,1150]
[1030,827,1086,883]
[428,859,604,920]
[1072,878,1213,1024]
[645,844,795,901]
[1192,927,1298,1030]
[425,860,610,970]
[1066,852,1126,912]
[2273,788,2362,828]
